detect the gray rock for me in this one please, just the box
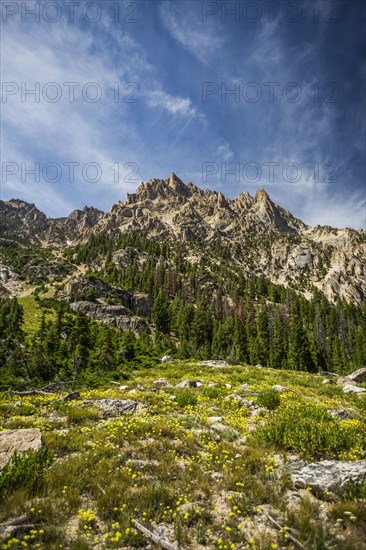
[199,360,229,367]
[224,395,255,410]
[0,428,43,470]
[70,301,146,332]
[161,355,174,363]
[342,384,366,394]
[322,379,336,385]
[176,380,200,388]
[250,407,267,417]
[153,378,171,389]
[319,371,339,377]
[328,410,349,420]
[255,364,264,369]
[86,399,140,417]
[345,368,366,384]
[224,393,241,402]
[208,416,223,423]
[211,423,239,436]
[283,460,366,496]
[272,384,292,393]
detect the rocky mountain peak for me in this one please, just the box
[67,206,104,223]
[254,188,270,204]
[6,198,35,209]
[235,191,254,210]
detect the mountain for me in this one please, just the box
[1,173,365,305]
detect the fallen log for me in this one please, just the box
[264,512,307,550]
[133,520,178,550]
[12,390,54,396]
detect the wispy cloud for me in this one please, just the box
[145,90,198,117]
[1,9,205,214]
[159,0,225,64]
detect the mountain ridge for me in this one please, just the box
[0,173,365,305]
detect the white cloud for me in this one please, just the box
[145,90,197,117]
[159,0,225,64]
[0,12,204,214]
[216,139,234,162]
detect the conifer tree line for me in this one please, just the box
[0,230,365,386]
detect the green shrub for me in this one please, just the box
[175,389,198,407]
[0,448,52,500]
[84,288,97,302]
[256,388,281,410]
[67,406,101,425]
[256,402,366,459]
[202,387,222,399]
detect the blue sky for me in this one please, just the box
[1,0,365,228]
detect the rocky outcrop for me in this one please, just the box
[283,460,366,495]
[84,399,141,417]
[0,428,43,470]
[70,301,147,331]
[345,368,366,384]
[66,277,153,316]
[199,360,230,368]
[342,384,366,394]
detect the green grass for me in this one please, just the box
[0,362,365,549]
[18,293,56,335]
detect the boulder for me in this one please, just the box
[342,384,366,394]
[0,428,43,470]
[328,410,349,420]
[208,416,223,423]
[255,364,264,369]
[161,355,174,363]
[85,399,140,417]
[211,423,239,437]
[224,393,242,402]
[345,368,366,384]
[199,360,229,368]
[283,460,366,496]
[272,384,292,393]
[153,378,171,389]
[224,394,255,408]
[176,380,201,388]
